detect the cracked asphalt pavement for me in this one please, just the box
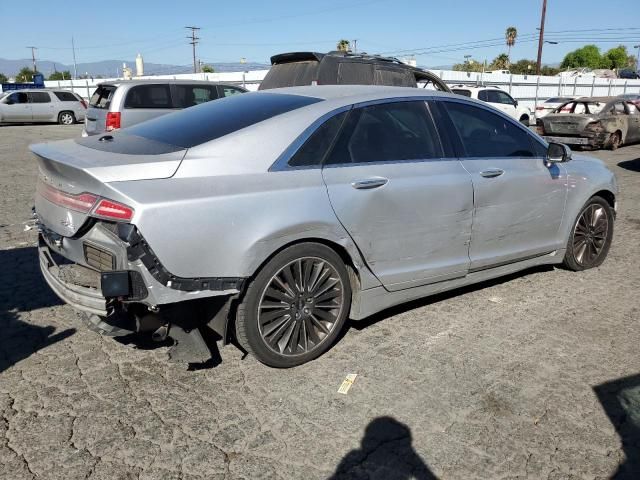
[1,124,639,479]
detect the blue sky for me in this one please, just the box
[1,0,638,69]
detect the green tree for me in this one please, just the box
[452,58,484,72]
[16,67,40,83]
[601,45,629,69]
[48,70,72,81]
[336,39,351,52]
[0,73,7,83]
[540,65,560,76]
[505,26,517,60]
[490,53,510,70]
[201,64,215,73]
[560,45,603,69]
[509,59,536,74]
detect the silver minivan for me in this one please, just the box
[0,89,86,125]
[83,80,247,136]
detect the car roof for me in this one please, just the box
[97,79,244,87]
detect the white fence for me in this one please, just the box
[42,69,640,110]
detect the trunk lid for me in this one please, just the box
[32,134,186,237]
[542,114,595,135]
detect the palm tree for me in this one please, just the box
[492,53,511,70]
[336,39,351,52]
[505,27,517,60]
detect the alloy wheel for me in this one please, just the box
[257,257,345,356]
[573,204,609,266]
[60,113,74,125]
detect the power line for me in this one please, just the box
[185,26,201,74]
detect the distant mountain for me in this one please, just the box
[0,58,269,78]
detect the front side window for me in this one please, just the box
[172,85,217,108]
[8,92,29,104]
[288,112,347,167]
[491,91,515,105]
[124,85,172,109]
[326,101,441,165]
[478,90,489,102]
[221,86,244,97]
[444,101,535,158]
[611,102,626,115]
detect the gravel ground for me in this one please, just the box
[1,124,639,480]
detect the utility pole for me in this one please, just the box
[535,0,547,75]
[635,45,640,71]
[185,26,201,73]
[72,36,78,80]
[27,46,37,72]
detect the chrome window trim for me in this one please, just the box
[270,95,442,172]
[438,96,549,158]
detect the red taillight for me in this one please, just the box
[37,179,134,221]
[37,180,97,213]
[92,199,134,221]
[535,106,545,111]
[106,112,121,131]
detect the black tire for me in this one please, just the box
[58,111,75,125]
[608,131,621,150]
[236,243,352,368]
[563,196,614,271]
[519,115,530,126]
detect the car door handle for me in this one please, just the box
[351,177,388,190]
[480,169,505,178]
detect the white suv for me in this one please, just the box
[450,85,533,125]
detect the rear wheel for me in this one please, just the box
[519,115,530,126]
[236,243,351,368]
[58,111,75,125]
[563,196,614,271]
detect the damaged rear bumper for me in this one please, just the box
[542,133,609,148]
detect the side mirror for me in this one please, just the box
[5,98,13,105]
[546,142,572,167]
[513,99,519,107]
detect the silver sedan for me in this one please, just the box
[32,86,617,367]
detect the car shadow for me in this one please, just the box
[347,265,554,333]
[0,247,75,373]
[617,158,640,172]
[593,374,640,479]
[328,416,438,479]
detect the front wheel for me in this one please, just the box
[563,196,614,271]
[519,115,530,126]
[235,243,351,368]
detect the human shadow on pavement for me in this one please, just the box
[328,416,437,480]
[617,158,640,172]
[593,374,640,479]
[0,247,75,373]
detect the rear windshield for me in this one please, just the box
[452,89,472,97]
[259,61,319,90]
[90,85,116,109]
[124,92,323,148]
[54,91,79,102]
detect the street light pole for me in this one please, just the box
[535,0,547,75]
[27,46,38,72]
[464,54,472,72]
[635,45,640,71]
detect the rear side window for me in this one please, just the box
[259,61,319,90]
[444,101,535,158]
[90,85,115,109]
[125,92,323,148]
[374,68,413,87]
[326,101,441,165]
[124,84,172,109]
[54,91,78,102]
[172,85,218,108]
[288,111,348,167]
[30,92,51,103]
[337,63,375,85]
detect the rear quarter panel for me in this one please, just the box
[111,170,381,290]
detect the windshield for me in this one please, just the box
[90,85,116,109]
[124,92,323,148]
[452,89,472,97]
